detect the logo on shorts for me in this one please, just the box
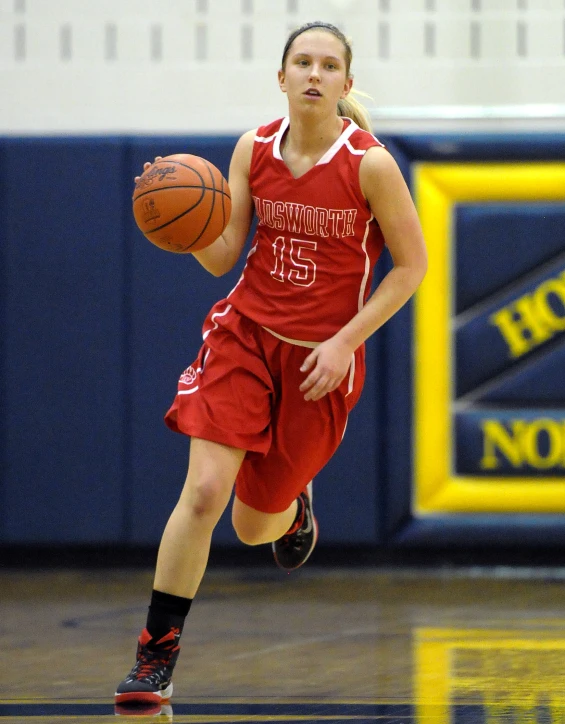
[179,366,198,385]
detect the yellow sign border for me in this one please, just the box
[414,163,565,514]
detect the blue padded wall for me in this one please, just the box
[0,139,127,542]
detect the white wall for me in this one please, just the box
[1,0,565,134]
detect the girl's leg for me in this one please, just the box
[154,436,246,599]
[115,436,245,706]
[231,496,298,546]
[229,342,365,568]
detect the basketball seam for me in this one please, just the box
[143,188,206,234]
[185,158,218,251]
[133,185,232,202]
[220,176,226,231]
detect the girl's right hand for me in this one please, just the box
[134,156,162,182]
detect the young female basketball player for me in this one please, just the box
[115,21,427,706]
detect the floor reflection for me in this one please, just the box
[415,626,565,723]
[3,568,565,723]
[115,703,173,721]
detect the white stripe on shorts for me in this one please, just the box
[178,386,200,396]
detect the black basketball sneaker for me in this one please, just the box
[115,628,180,705]
[272,483,318,571]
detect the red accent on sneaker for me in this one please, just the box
[115,691,165,706]
[139,628,152,646]
[284,496,305,536]
[154,628,180,647]
[141,627,180,650]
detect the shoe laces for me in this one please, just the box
[132,628,180,681]
[133,647,174,680]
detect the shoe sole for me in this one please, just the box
[114,682,173,705]
[273,514,319,572]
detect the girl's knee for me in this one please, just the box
[181,476,231,521]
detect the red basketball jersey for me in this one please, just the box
[227,117,386,343]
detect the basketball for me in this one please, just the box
[132,154,232,253]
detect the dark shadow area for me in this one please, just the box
[2,544,565,570]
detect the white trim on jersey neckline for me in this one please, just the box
[272,117,289,159]
[317,119,359,164]
[257,117,367,165]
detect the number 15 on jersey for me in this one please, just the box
[271,236,318,288]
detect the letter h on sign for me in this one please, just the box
[489,271,565,358]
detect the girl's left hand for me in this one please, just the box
[299,338,354,401]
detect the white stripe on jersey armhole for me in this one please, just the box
[202,302,232,341]
[344,130,385,157]
[254,132,278,143]
[345,353,356,397]
[357,215,374,312]
[345,139,367,156]
[226,241,258,299]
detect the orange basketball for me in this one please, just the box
[132,154,232,253]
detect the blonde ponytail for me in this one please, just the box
[338,89,373,133]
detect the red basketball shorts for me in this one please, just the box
[165,301,365,514]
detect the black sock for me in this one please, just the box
[146,589,192,644]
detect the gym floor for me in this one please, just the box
[2,563,565,723]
